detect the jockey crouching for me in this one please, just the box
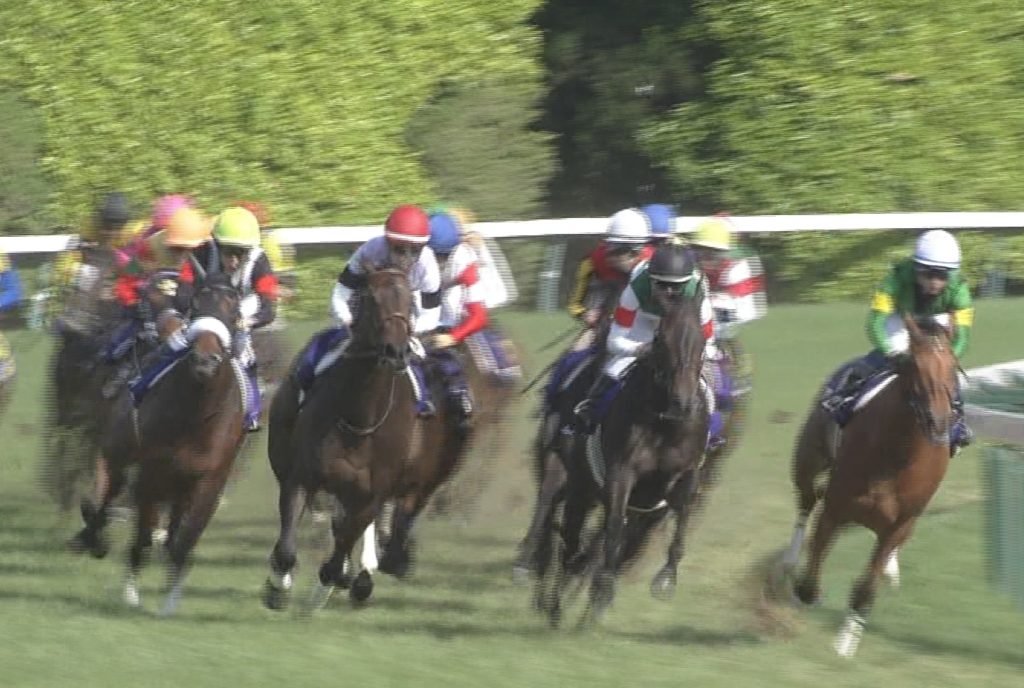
[295,205,440,415]
[423,211,490,432]
[158,207,279,432]
[544,209,654,412]
[574,244,722,451]
[823,230,974,455]
[101,208,211,397]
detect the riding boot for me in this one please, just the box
[574,374,618,434]
[950,397,974,457]
[245,365,262,432]
[452,388,473,432]
[408,363,435,418]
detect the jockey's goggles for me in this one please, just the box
[914,264,951,281]
[607,243,645,257]
[652,276,693,293]
[389,243,423,259]
[221,244,250,259]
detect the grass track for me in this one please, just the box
[0,302,1021,687]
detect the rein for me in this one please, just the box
[336,373,397,437]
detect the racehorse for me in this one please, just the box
[43,261,176,515]
[72,274,247,615]
[263,267,424,609]
[539,293,710,625]
[785,316,960,657]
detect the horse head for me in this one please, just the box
[188,273,240,381]
[901,315,958,445]
[649,292,706,424]
[350,266,413,371]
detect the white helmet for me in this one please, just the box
[606,208,651,244]
[913,230,961,270]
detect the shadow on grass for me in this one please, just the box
[874,626,1024,669]
[613,623,762,648]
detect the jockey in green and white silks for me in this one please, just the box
[824,229,974,451]
[574,244,720,446]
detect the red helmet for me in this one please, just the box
[384,205,430,245]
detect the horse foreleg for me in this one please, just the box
[513,449,566,584]
[125,487,160,608]
[794,506,841,606]
[263,478,307,611]
[378,495,422,579]
[160,473,226,617]
[312,497,377,609]
[590,464,634,621]
[835,519,916,658]
[650,471,698,601]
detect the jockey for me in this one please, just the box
[641,204,676,243]
[567,208,655,349]
[574,243,718,438]
[422,211,489,430]
[102,208,212,388]
[0,248,23,384]
[295,205,440,415]
[171,207,279,431]
[825,230,974,452]
[543,209,654,412]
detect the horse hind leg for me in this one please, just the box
[69,460,127,559]
[835,521,916,658]
[310,497,377,609]
[785,409,833,571]
[513,444,567,585]
[794,506,841,606]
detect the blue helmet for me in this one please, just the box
[641,204,676,238]
[427,212,462,256]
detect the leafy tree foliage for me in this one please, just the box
[0,1,543,229]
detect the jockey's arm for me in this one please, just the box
[866,271,899,354]
[411,249,442,334]
[330,244,370,326]
[448,261,488,342]
[568,258,595,320]
[243,252,279,330]
[607,285,646,357]
[949,281,973,359]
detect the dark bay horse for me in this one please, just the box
[542,293,710,625]
[43,267,178,516]
[72,274,246,615]
[786,317,960,657]
[264,268,420,609]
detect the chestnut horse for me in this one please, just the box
[785,316,960,657]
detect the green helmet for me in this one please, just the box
[213,207,261,248]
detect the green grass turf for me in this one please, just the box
[0,301,1021,687]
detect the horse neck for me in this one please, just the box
[156,356,237,428]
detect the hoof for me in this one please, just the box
[589,572,616,620]
[349,570,374,604]
[262,579,291,611]
[834,611,867,658]
[793,578,822,607]
[379,548,412,579]
[69,529,108,559]
[649,568,676,601]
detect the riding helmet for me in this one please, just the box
[648,244,696,283]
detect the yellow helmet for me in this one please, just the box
[164,208,212,248]
[690,217,733,251]
[213,207,261,248]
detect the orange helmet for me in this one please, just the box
[163,208,211,248]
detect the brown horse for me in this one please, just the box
[72,274,246,615]
[786,316,959,657]
[263,267,420,609]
